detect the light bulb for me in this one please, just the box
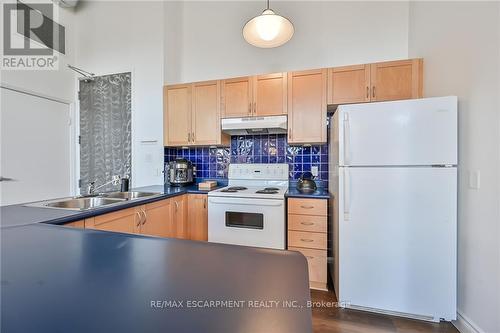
[255,10,282,41]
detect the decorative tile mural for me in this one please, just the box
[165,134,328,183]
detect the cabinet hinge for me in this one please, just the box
[78,179,82,188]
[78,135,81,144]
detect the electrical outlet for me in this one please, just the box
[311,166,319,177]
[468,170,481,189]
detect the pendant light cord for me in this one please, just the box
[267,0,270,10]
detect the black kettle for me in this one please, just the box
[296,172,317,193]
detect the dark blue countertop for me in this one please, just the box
[1,223,312,332]
[286,186,331,199]
[0,182,226,228]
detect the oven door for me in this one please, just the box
[208,196,285,250]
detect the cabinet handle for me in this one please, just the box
[300,222,314,226]
[192,132,195,142]
[175,201,179,211]
[372,86,376,98]
[300,205,314,209]
[135,211,141,227]
[366,86,369,99]
[253,102,256,115]
[289,128,292,140]
[300,239,314,243]
[141,210,147,225]
[248,103,252,115]
[188,133,191,143]
[203,198,206,209]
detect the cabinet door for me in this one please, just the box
[192,80,222,145]
[187,194,208,241]
[143,199,173,238]
[287,69,327,144]
[221,77,252,118]
[64,220,85,228]
[172,195,188,239]
[86,207,140,234]
[370,59,423,102]
[164,84,192,146]
[328,64,370,105]
[254,73,287,116]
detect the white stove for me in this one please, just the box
[208,164,289,250]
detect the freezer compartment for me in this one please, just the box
[338,96,457,166]
[336,166,457,321]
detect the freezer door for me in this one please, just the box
[337,167,457,321]
[338,96,457,166]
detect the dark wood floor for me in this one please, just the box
[311,290,459,333]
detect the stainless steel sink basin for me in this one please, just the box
[26,197,125,211]
[101,191,160,200]
[25,191,162,211]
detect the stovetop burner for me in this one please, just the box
[220,186,248,193]
[263,187,279,191]
[255,189,279,194]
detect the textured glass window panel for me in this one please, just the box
[303,155,311,163]
[262,156,269,163]
[312,155,320,163]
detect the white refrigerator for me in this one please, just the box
[329,96,457,322]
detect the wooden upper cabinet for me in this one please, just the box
[172,195,188,239]
[370,59,423,102]
[86,207,140,234]
[287,69,327,144]
[191,80,226,145]
[254,73,287,116]
[143,199,173,238]
[328,64,370,105]
[187,194,208,241]
[221,77,252,118]
[164,84,191,146]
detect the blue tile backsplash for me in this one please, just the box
[164,134,328,183]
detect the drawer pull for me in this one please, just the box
[300,222,314,226]
[300,238,314,242]
[300,205,314,209]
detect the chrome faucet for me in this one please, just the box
[87,175,121,195]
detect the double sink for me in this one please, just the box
[26,191,161,211]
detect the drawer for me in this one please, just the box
[288,198,327,216]
[288,230,327,250]
[289,247,327,284]
[288,214,327,233]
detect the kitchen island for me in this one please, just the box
[1,222,312,332]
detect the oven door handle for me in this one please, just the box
[208,198,283,207]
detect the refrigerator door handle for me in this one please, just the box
[343,113,351,165]
[344,168,351,221]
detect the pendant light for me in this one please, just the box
[243,0,294,48]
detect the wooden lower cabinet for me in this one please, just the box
[187,194,208,241]
[65,194,208,241]
[287,198,328,291]
[64,220,85,228]
[172,195,188,239]
[85,207,141,234]
[142,199,173,238]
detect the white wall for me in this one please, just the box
[409,2,500,333]
[74,1,165,187]
[164,1,410,84]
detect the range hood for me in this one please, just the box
[221,115,287,136]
